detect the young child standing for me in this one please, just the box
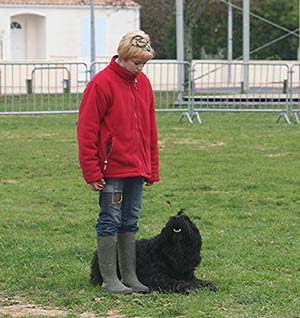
[77,31,160,294]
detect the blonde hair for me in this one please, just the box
[117,30,155,62]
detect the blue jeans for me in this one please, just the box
[96,177,144,236]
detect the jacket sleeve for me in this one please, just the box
[77,81,108,183]
[148,90,160,183]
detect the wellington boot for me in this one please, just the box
[97,235,133,294]
[117,232,150,293]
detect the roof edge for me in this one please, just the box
[0,1,140,7]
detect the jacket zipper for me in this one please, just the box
[104,159,108,171]
[130,81,141,168]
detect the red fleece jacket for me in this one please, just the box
[77,56,160,184]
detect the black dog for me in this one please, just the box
[90,210,218,293]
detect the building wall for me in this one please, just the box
[0,4,140,61]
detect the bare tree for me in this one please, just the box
[184,0,210,63]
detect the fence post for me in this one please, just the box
[26,79,32,94]
[283,79,287,94]
[287,65,300,124]
[63,79,70,93]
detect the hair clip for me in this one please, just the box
[131,35,152,52]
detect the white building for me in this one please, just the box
[0,0,140,61]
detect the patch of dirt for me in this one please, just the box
[266,152,290,158]
[0,296,97,318]
[106,310,127,318]
[37,133,55,138]
[255,146,290,158]
[0,132,19,140]
[174,138,225,147]
[0,303,69,317]
[158,140,166,147]
[1,179,18,184]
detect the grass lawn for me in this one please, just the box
[0,112,299,318]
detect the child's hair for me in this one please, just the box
[117,30,155,62]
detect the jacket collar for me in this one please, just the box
[109,55,138,82]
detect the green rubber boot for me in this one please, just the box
[117,232,150,293]
[97,235,133,294]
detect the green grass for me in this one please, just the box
[0,112,300,318]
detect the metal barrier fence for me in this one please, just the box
[0,62,88,114]
[190,61,291,124]
[1,60,300,125]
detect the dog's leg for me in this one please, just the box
[147,272,218,294]
[90,251,103,285]
[145,272,195,294]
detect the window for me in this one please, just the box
[10,21,22,29]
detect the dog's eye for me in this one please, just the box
[173,228,182,233]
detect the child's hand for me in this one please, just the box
[89,179,106,191]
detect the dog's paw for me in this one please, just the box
[202,280,219,292]
[193,279,219,292]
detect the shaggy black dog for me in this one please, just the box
[90,210,218,293]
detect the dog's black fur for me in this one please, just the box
[90,210,218,293]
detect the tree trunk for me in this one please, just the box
[184,22,193,89]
